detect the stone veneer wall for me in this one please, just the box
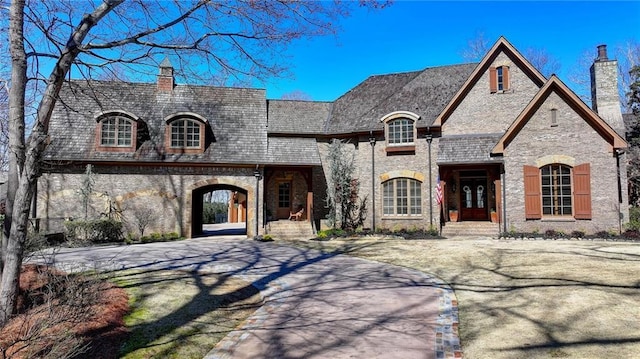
[317,133,440,232]
[503,92,625,234]
[443,53,540,136]
[37,164,261,238]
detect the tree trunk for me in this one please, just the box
[1,0,124,326]
[0,0,27,325]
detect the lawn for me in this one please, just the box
[282,237,640,359]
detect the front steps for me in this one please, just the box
[267,220,315,240]
[441,221,500,238]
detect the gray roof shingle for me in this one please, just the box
[437,134,504,164]
[46,63,481,166]
[267,100,331,134]
[267,137,321,165]
[325,63,477,134]
[46,81,268,165]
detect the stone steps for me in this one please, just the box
[267,220,315,239]
[441,221,500,238]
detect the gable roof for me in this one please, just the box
[325,63,477,134]
[433,36,547,127]
[491,75,627,154]
[45,80,268,165]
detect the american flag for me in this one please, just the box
[435,175,443,205]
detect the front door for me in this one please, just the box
[276,181,292,219]
[460,178,489,221]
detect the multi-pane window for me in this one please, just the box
[382,178,422,216]
[490,66,510,93]
[170,119,201,148]
[388,118,414,145]
[497,67,504,91]
[541,164,572,216]
[100,116,132,147]
[278,182,290,208]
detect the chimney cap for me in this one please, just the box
[159,56,173,68]
[596,44,608,62]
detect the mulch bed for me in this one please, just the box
[0,264,129,359]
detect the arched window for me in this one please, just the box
[524,162,592,220]
[165,115,207,153]
[96,113,137,152]
[382,178,422,216]
[541,164,572,216]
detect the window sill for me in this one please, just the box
[166,147,205,154]
[95,145,135,153]
[381,216,424,220]
[385,145,415,154]
[541,216,576,222]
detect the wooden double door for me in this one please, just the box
[459,177,489,221]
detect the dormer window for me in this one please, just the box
[388,118,414,145]
[165,114,208,154]
[95,112,138,152]
[102,116,132,146]
[380,111,420,154]
[490,65,510,93]
[171,119,201,148]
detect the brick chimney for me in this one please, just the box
[157,57,174,92]
[590,44,625,135]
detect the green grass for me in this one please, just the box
[109,270,262,359]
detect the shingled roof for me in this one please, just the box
[45,80,268,165]
[46,62,480,166]
[437,134,504,164]
[324,63,477,134]
[267,100,332,135]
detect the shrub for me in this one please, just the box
[315,228,346,240]
[65,219,124,244]
[140,232,184,243]
[623,229,640,239]
[570,230,585,238]
[426,225,439,236]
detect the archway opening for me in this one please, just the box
[192,184,247,237]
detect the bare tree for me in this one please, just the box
[461,33,560,78]
[568,40,640,110]
[523,47,561,79]
[0,0,390,325]
[0,83,8,171]
[461,31,490,62]
[281,90,313,101]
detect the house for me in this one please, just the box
[37,37,628,238]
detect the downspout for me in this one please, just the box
[616,149,624,234]
[501,168,507,234]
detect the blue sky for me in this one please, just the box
[265,1,640,101]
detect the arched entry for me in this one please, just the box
[191,184,248,237]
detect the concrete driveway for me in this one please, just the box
[37,236,461,359]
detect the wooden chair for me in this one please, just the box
[288,208,304,221]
